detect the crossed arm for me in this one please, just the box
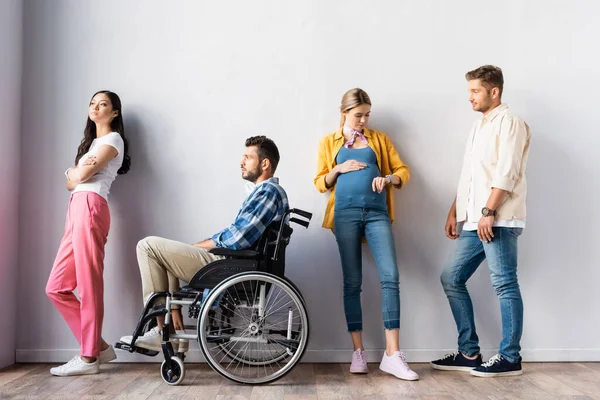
[65,145,118,191]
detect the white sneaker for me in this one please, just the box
[175,330,189,353]
[50,356,99,376]
[119,326,178,352]
[379,351,419,381]
[99,345,117,364]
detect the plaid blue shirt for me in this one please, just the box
[211,177,289,250]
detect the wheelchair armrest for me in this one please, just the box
[209,248,259,258]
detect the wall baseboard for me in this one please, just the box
[16,348,600,364]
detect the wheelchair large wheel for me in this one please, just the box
[214,276,307,367]
[198,272,309,384]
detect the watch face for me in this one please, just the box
[482,207,489,216]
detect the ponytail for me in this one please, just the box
[339,112,346,128]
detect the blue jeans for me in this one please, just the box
[334,208,400,331]
[440,227,524,363]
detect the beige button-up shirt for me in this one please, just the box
[456,104,531,226]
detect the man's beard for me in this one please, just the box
[243,166,262,183]
[476,98,494,113]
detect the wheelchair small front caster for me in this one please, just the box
[160,356,185,385]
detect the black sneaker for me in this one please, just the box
[470,354,522,377]
[431,351,483,371]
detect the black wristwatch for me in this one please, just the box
[481,207,496,217]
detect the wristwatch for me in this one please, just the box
[481,207,496,217]
[385,174,394,185]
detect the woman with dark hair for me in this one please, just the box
[46,90,131,376]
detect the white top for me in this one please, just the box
[460,105,527,232]
[72,132,125,200]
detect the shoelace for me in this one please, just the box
[440,351,459,361]
[394,352,414,372]
[354,350,365,363]
[143,327,160,337]
[397,352,408,363]
[58,356,81,369]
[481,354,503,367]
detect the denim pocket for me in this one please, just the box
[507,228,523,238]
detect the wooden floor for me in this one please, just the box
[1,362,599,399]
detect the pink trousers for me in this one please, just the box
[46,191,110,357]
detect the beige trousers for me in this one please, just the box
[136,236,224,307]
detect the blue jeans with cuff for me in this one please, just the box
[334,207,400,332]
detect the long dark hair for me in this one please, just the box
[74,90,131,174]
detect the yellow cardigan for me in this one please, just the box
[314,127,411,230]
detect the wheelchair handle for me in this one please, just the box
[289,217,309,228]
[290,208,312,220]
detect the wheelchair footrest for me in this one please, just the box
[115,341,160,357]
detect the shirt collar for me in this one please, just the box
[244,177,278,195]
[482,103,508,124]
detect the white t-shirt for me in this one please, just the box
[72,132,125,200]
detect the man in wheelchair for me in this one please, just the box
[119,135,289,353]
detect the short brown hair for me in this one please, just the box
[245,135,280,173]
[465,65,504,96]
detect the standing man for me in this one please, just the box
[431,65,531,377]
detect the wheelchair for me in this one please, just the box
[115,208,312,385]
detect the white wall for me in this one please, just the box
[17,0,600,363]
[0,0,22,369]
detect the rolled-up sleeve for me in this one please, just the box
[492,117,530,192]
[386,135,411,188]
